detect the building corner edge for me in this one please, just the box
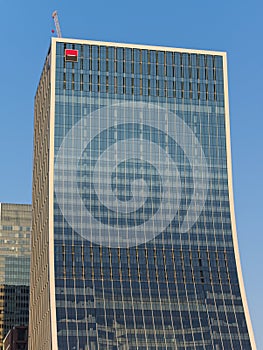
[49,37,58,350]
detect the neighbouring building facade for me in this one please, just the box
[0,203,31,350]
[29,38,256,349]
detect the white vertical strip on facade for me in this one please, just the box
[49,37,58,350]
[223,52,257,350]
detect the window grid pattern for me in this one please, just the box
[29,52,52,350]
[55,44,224,103]
[52,42,252,350]
[0,203,31,350]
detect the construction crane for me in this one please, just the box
[52,10,62,38]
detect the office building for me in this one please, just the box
[0,203,31,350]
[29,38,256,349]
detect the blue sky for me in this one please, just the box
[0,0,262,347]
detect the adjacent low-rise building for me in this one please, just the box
[0,203,31,350]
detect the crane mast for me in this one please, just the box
[52,11,62,38]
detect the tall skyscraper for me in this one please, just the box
[0,203,31,350]
[29,38,256,349]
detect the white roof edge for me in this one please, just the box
[51,37,226,56]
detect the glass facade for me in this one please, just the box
[0,203,31,350]
[29,39,255,350]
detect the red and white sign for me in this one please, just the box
[65,49,78,62]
